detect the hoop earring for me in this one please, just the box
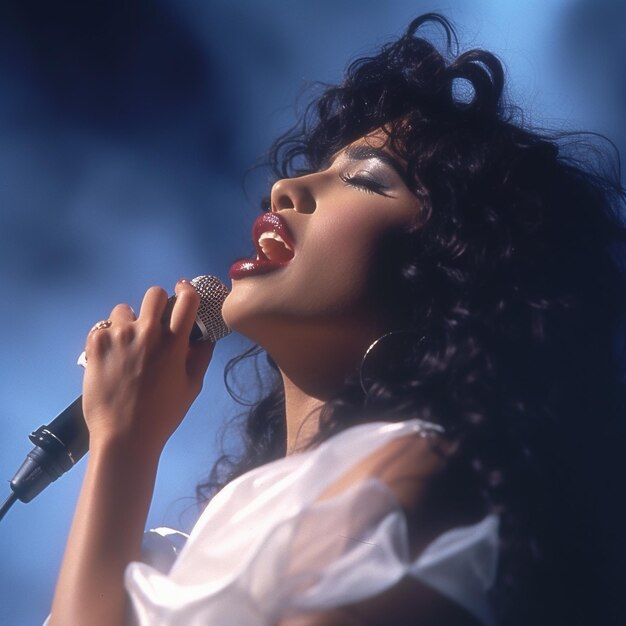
[359,330,426,395]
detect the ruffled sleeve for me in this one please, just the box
[125,420,499,625]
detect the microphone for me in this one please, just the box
[8,275,231,504]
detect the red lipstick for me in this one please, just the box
[229,213,296,280]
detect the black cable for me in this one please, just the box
[0,491,18,522]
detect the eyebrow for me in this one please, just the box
[342,145,407,181]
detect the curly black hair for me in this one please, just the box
[199,14,626,625]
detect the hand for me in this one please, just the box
[82,280,215,456]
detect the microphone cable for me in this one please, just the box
[0,492,18,522]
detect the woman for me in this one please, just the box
[48,14,626,626]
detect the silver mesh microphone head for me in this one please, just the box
[190,275,231,342]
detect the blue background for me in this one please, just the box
[1,1,624,623]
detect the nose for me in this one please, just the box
[270,176,316,214]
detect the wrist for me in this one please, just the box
[85,401,182,459]
[88,432,163,474]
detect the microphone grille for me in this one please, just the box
[190,275,231,343]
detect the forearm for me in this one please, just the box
[49,438,160,626]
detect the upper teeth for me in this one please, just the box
[258,232,294,261]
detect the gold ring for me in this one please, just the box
[90,319,113,333]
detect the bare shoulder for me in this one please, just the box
[284,426,486,626]
[318,427,454,515]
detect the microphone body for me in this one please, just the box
[10,397,87,503]
[9,276,230,503]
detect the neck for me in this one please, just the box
[269,324,377,454]
[281,375,325,455]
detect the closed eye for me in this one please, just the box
[339,173,391,197]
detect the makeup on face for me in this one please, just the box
[338,145,408,187]
[229,212,296,280]
[222,129,422,346]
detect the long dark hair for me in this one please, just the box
[199,14,626,625]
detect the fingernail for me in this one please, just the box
[177,278,190,285]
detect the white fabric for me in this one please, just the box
[126,420,500,625]
[140,527,189,574]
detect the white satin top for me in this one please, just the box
[125,420,500,625]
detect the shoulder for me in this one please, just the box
[318,422,489,557]
[282,424,488,625]
[317,425,453,516]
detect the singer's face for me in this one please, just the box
[222,130,423,351]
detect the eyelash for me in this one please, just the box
[339,173,388,196]
[260,173,388,209]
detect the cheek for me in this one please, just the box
[293,217,384,305]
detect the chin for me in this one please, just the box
[221,288,247,332]
[221,284,277,342]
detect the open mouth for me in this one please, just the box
[253,213,296,263]
[256,231,295,262]
[229,212,296,280]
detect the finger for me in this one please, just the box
[108,303,136,323]
[85,320,112,358]
[88,319,113,335]
[138,286,169,323]
[169,279,201,338]
[186,338,215,382]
